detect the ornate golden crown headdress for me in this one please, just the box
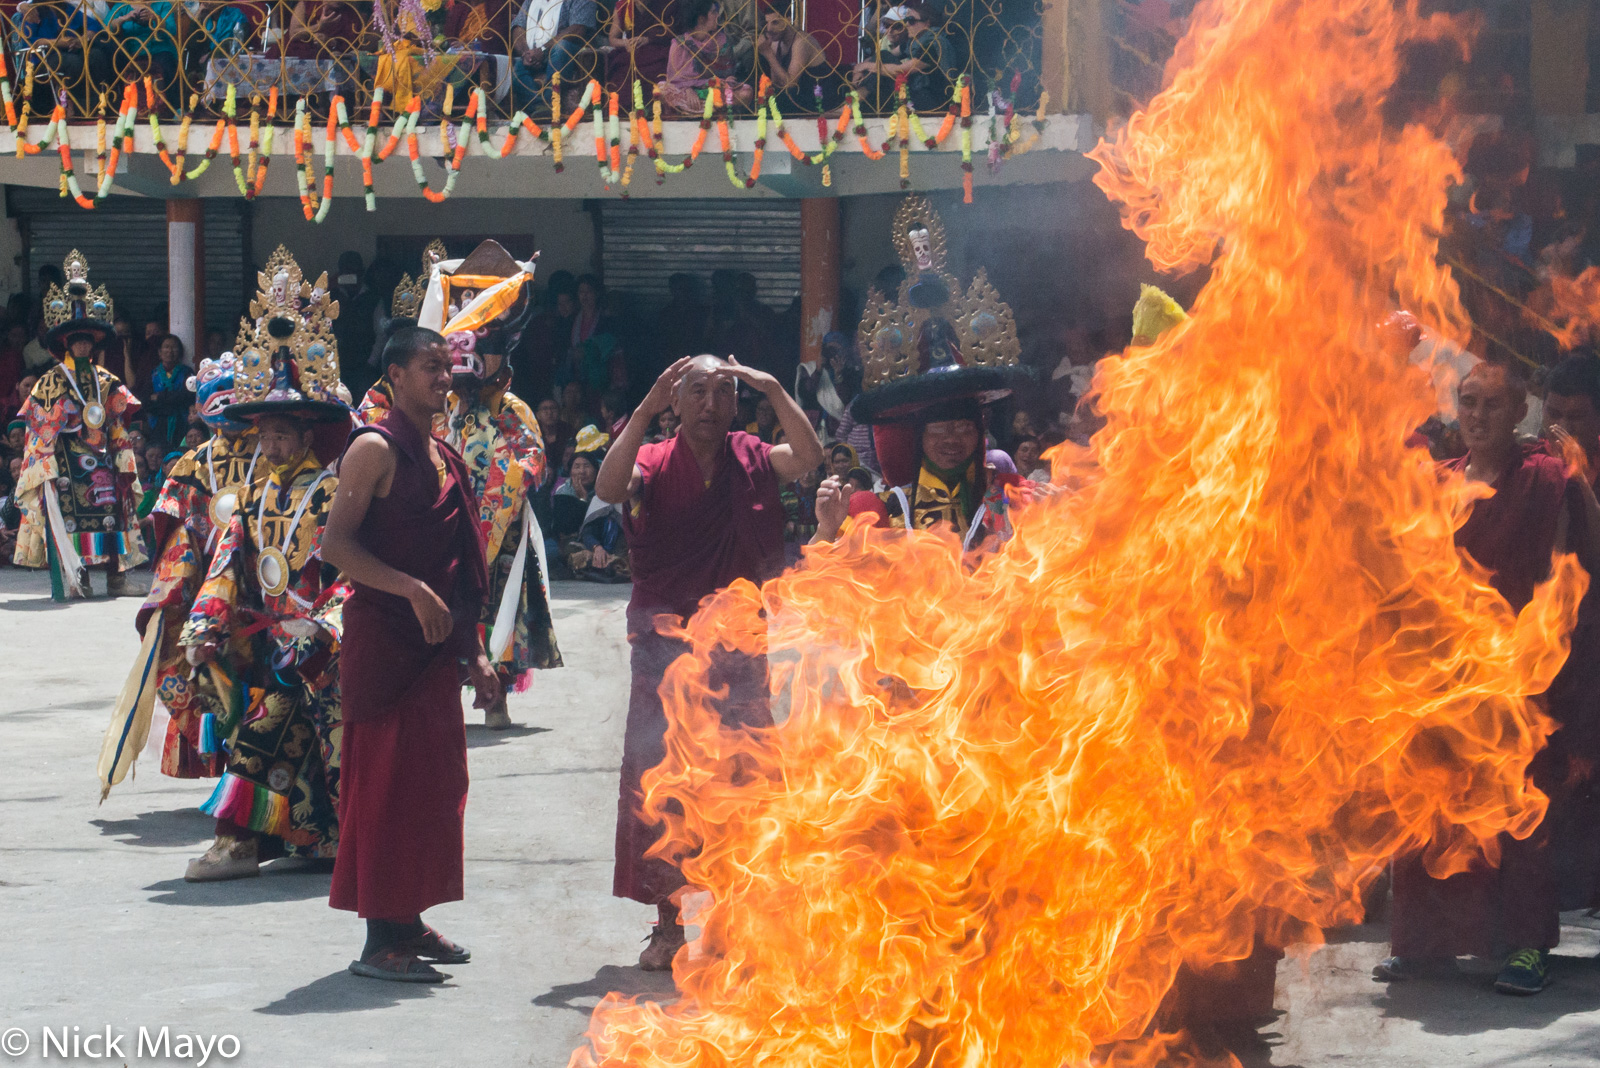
[42,249,114,329]
[391,240,447,319]
[232,246,343,406]
[858,197,1020,390]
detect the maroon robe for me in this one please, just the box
[330,408,488,920]
[613,430,784,903]
[1390,444,1574,957]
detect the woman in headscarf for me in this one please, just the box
[552,425,630,581]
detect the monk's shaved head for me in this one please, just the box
[675,355,738,446]
[1461,360,1527,404]
[679,354,731,387]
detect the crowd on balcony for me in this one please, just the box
[0,0,1037,119]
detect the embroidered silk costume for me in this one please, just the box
[175,247,354,874]
[13,251,145,598]
[130,354,269,779]
[183,453,345,853]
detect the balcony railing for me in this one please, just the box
[3,0,1048,123]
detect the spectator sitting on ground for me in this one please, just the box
[5,417,24,460]
[183,419,208,449]
[551,425,629,582]
[0,455,22,562]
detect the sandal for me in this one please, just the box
[348,948,447,984]
[396,926,472,964]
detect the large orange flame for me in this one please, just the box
[572,0,1586,1064]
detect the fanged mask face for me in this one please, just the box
[191,354,245,430]
[448,330,484,380]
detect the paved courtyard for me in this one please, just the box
[1,566,1598,1067]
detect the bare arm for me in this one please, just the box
[598,355,692,503]
[725,356,823,481]
[321,433,454,644]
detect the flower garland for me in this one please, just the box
[405,91,476,203]
[95,83,139,201]
[234,89,279,199]
[740,77,769,189]
[185,84,230,180]
[908,75,963,149]
[0,53,47,156]
[147,87,198,184]
[24,74,1018,212]
[959,80,973,203]
[847,90,886,162]
[549,77,598,174]
[55,107,95,208]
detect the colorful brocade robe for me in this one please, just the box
[857,460,1018,550]
[180,455,346,856]
[137,430,265,778]
[12,357,145,569]
[359,382,562,677]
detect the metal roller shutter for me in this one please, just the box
[9,190,248,333]
[202,200,249,334]
[600,200,802,309]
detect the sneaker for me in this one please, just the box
[1373,955,1428,981]
[1494,948,1550,995]
[184,835,260,882]
[638,922,685,972]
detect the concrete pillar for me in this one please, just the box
[799,197,840,369]
[166,199,203,358]
[1041,0,1112,121]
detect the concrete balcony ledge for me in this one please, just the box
[0,113,1099,199]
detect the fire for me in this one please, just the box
[572,0,1586,1065]
[1540,265,1600,351]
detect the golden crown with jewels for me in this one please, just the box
[227,246,347,420]
[857,196,1020,391]
[42,249,114,331]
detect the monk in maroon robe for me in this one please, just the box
[1380,361,1600,996]
[1538,354,1600,918]
[595,354,824,970]
[323,326,499,984]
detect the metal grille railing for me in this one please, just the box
[2,0,1048,122]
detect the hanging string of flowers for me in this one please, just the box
[959,80,974,203]
[24,74,1022,213]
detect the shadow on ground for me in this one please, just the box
[466,724,551,749]
[91,808,214,847]
[144,869,332,906]
[256,968,453,1015]
[1375,954,1600,1035]
[533,964,677,1015]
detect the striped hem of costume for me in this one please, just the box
[198,772,291,838]
[72,531,131,558]
[198,713,221,756]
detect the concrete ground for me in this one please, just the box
[1,565,1598,1067]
